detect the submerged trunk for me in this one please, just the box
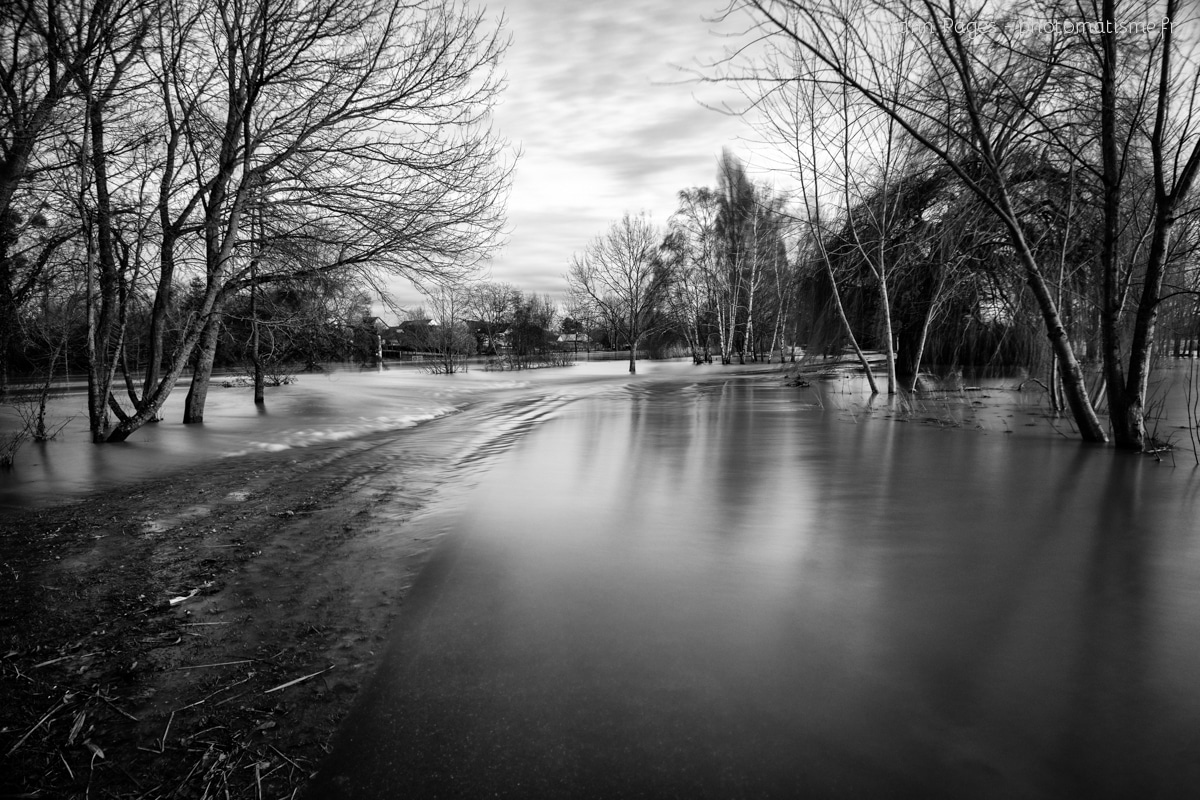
[1112,205,1176,450]
[826,261,878,395]
[184,313,222,424]
[909,303,934,393]
[251,269,264,405]
[879,275,897,394]
[1016,244,1106,443]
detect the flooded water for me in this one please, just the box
[305,368,1200,798]
[5,360,1200,796]
[0,365,545,507]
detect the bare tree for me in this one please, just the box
[763,66,880,389]
[423,284,473,374]
[1085,0,1200,449]
[465,280,519,355]
[74,0,514,441]
[0,0,112,395]
[667,187,723,363]
[568,212,670,374]
[733,0,1200,448]
[727,0,1109,440]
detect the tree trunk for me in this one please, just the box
[628,328,637,374]
[0,231,18,398]
[143,230,176,401]
[184,313,222,423]
[251,260,264,405]
[826,261,878,394]
[909,296,936,393]
[0,289,13,399]
[879,275,897,394]
[1016,244,1107,443]
[1117,205,1177,450]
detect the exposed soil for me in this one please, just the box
[0,420,467,799]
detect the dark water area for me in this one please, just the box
[308,373,1200,798]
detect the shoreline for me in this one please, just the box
[1,413,469,799]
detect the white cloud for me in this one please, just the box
[381,0,771,315]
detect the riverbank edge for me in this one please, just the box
[0,416,463,799]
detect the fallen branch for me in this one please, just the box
[172,659,256,671]
[33,651,99,669]
[6,693,73,757]
[264,666,332,695]
[177,674,256,712]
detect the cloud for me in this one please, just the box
[452,1,766,307]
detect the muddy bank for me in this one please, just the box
[0,411,479,799]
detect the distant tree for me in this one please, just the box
[465,281,518,354]
[568,212,670,374]
[508,291,557,367]
[423,284,474,373]
[221,271,373,377]
[667,187,722,363]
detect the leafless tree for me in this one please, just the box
[73,0,514,441]
[667,187,723,363]
[568,212,670,374]
[759,65,880,389]
[1082,0,1200,449]
[0,0,119,395]
[465,281,519,355]
[725,0,1109,440]
[423,284,473,374]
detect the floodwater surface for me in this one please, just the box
[6,361,1200,797]
[0,365,552,507]
[306,375,1200,798]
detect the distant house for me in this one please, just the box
[556,333,590,345]
[361,315,389,333]
[557,332,591,353]
[381,318,436,354]
[463,319,508,354]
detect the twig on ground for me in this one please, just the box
[6,693,73,757]
[172,659,256,671]
[264,666,332,695]
[33,651,99,669]
[177,674,256,712]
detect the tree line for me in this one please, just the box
[567,0,1200,452]
[403,283,563,374]
[723,0,1200,450]
[1,0,511,441]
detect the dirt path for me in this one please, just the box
[0,403,504,800]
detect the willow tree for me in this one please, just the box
[730,0,1108,441]
[75,0,512,441]
[734,0,1200,448]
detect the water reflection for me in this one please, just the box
[312,377,1200,798]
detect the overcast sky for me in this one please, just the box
[389,0,764,314]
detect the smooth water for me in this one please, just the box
[5,360,1200,795]
[308,371,1200,798]
[0,364,550,507]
